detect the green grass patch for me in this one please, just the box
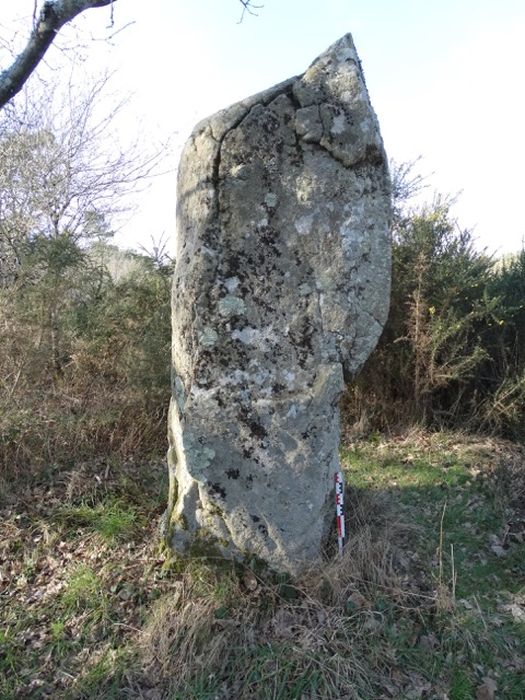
[64,647,133,700]
[61,564,105,613]
[53,496,142,542]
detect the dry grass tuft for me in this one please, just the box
[141,581,257,686]
[306,526,401,606]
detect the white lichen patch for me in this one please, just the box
[230,164,247,178]
[286,404,298,418]
[231,327,257,345]
[331,113,347,135]
[282,369,296,386]
[219,367,272,387]
[295,214,314,235]
[199,327,219,347]
[218,295,246,317]
[298,283,313,296]
[265,192,278,207]
[231,326,278,351]
[295,174,316,202]
[224,277,240,293]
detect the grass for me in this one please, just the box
[61,565,107,618]
[53,497,142,542]
[0,432,524,698]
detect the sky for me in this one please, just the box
[2,0,525,256]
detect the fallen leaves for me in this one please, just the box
[498,601,525,623]
[476,677,497,700]
[346,590,369,611]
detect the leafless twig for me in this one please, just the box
[238,0,263,23]
[107,0,115,29]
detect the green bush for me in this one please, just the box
[343,169,525,442]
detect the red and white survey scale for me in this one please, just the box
[334,470,346,556]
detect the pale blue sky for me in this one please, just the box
[2,1,525,255]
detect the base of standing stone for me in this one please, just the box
[166,364,345,574]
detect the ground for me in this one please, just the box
[0,432,524,699]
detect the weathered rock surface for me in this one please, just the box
[166,34,391,573]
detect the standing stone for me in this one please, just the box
[166,34,391,574]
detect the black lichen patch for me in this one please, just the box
[209,482,227,499]
[226,468,240,480]
[365,143,384,166]
[289,317,315,369]
[258,224,282,257]
[260,112,281,135]
[238,412,268,440]
[248,419,268,439]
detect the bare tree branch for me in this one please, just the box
[0,0,115,110]
[0,69,168,291]
[1,0,260,111]
[238,0,263,23]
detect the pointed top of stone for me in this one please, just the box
[289,33,383,169]
[310,32,359,64]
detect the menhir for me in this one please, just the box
[165,34,391,574]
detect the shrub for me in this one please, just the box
[343,166,525,442]
[0,241,172,476]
